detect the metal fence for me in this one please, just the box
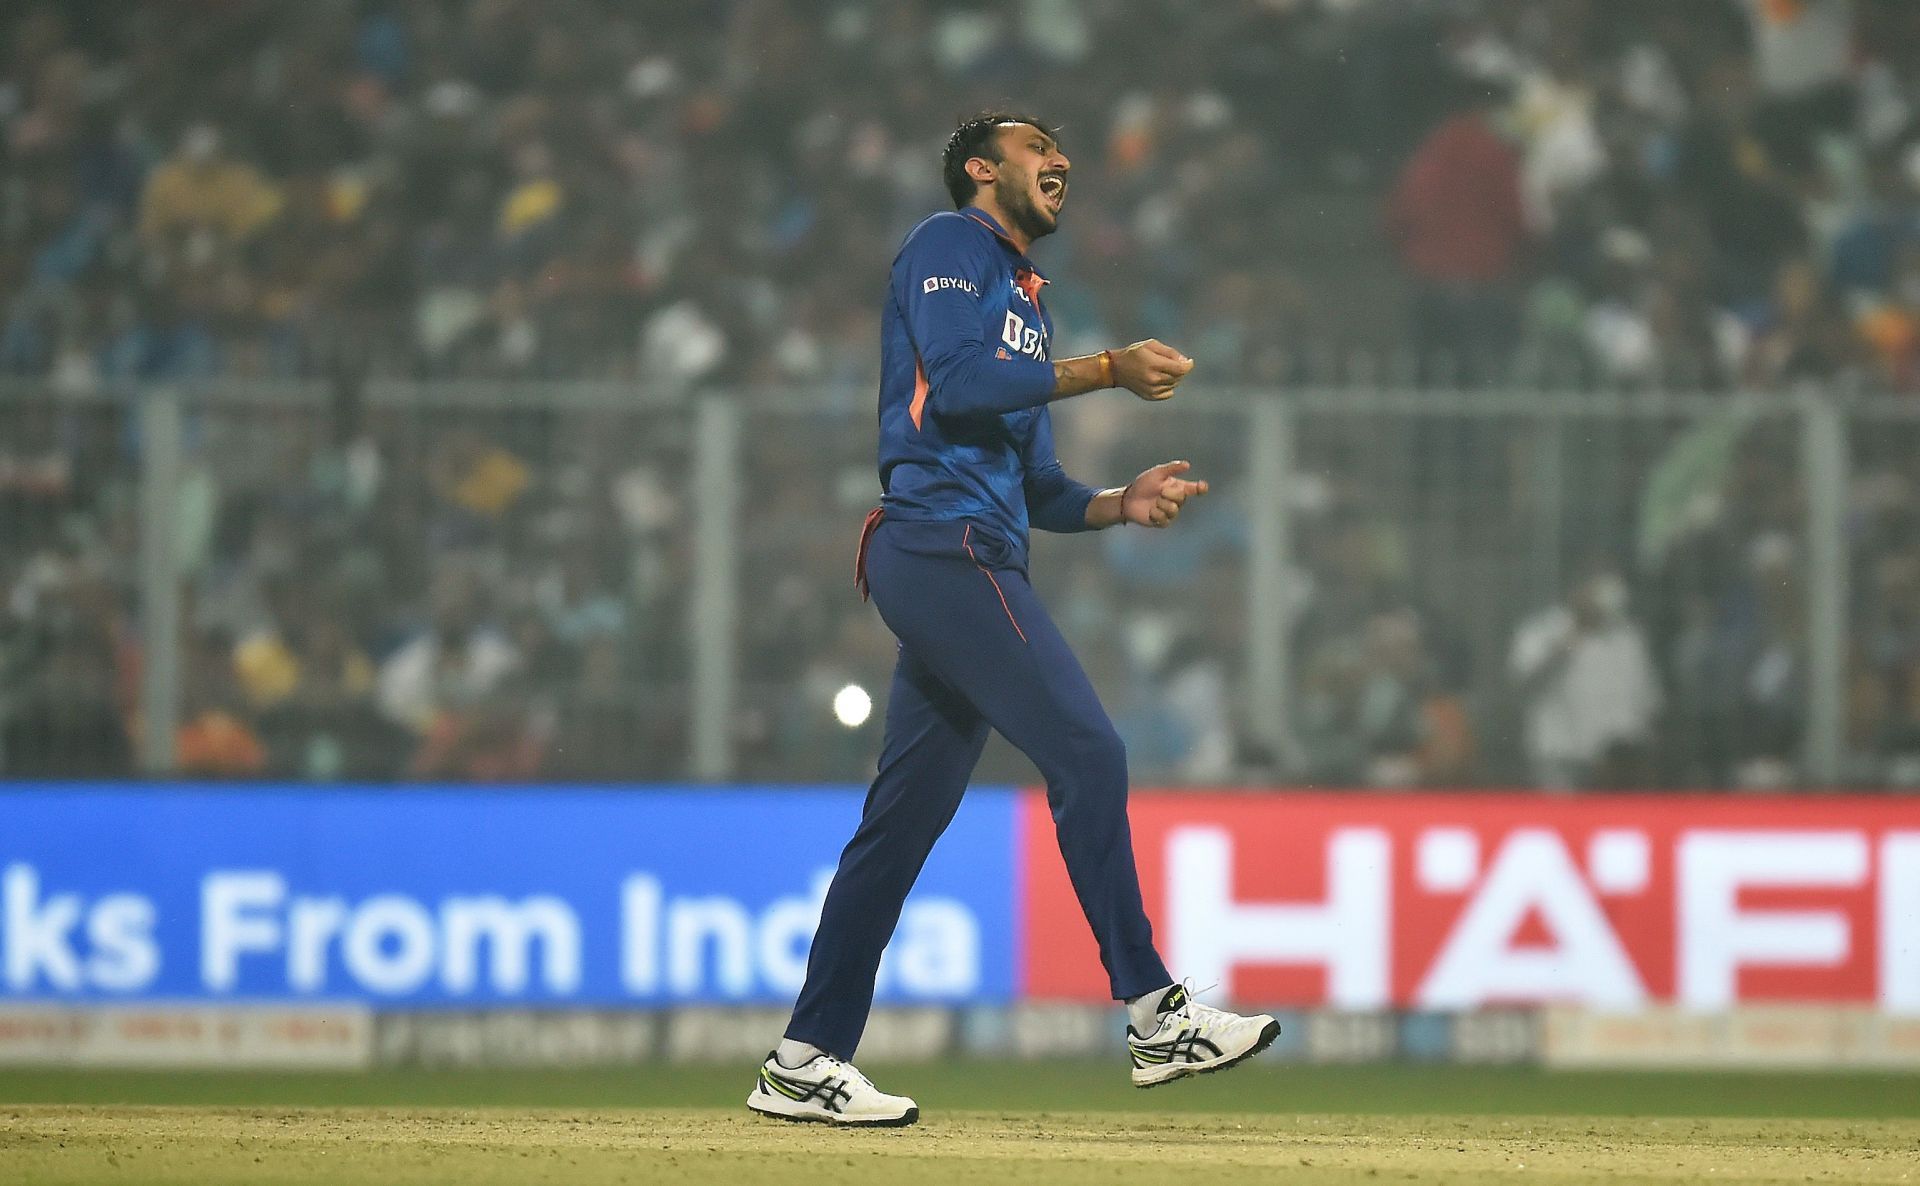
[2,379,1915,791]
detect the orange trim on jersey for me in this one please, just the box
[963,209,1050,333]
[963,524,1027,643]
[964,211,1021,249]
[1015,266,1048,319]
[908,357,930,430]
[854,506,885,601]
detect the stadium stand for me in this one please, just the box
[6,0,1920,788]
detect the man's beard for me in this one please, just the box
[995,173,1057,242]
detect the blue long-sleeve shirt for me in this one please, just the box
[876,206,1098,562]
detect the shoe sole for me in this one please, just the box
[1132,1019,1282,1089]
[746,1094,920,1127]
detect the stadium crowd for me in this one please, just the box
[5,0,1920,788]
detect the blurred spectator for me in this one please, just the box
[1298,607,1474,788]
[137,124,282,258]
[1735,542,1808,787]
[407,694,544,781]
[545,633,639,781]
[1673,54,1809,314]
[1510,563,1662,790]
[1666,530,1809,788]
[377,564,520,737]
[1,628,132,777]
[1297,639,1381,786]
[1857,550,1920,785]
[236,588,404,779]
[431,429,531,529]
[1745,0,1855,164]
[176,627,267,777]
[1386,75,1528,380]
[1116,593,1244,785]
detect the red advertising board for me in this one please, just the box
[1018,793,1920,1011]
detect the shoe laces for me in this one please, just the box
[1163,979,1231,1033]
[813,1054,876,1092]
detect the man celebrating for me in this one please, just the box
[749,114,1278,1127]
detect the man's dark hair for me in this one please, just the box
[942,111,1057,208]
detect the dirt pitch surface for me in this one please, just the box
[4,1066,1918,1185]
[5,1105,1918,1186]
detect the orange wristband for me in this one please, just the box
[1097,349,1115,388]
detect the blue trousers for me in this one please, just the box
[785,517,1171,1058]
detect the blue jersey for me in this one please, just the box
[876,206,1097,562]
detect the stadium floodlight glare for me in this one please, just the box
[833,683,873,728]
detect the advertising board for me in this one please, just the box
[1,785,1017,1006]
[1022,793,1920,1012]
[10,786,1916,1014]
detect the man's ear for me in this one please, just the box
[965,157,997,188]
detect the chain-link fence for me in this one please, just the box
[1846,401,1920,789]
[0,380,695,782]
[1274,390,1823,791]
[2,380,1907,790]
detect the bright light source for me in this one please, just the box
[832,683,873,728]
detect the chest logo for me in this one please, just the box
[1001,310,1049,360]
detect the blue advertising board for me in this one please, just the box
[0,785,1019,1007]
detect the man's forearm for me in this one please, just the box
[1084,486,1127,529]
[1052,351,1115,399]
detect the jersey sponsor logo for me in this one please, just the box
[922,276,980,296]
[1001,310,1049,360]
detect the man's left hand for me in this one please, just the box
[1122,460,1208,528]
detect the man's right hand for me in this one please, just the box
[1112,339,1195,401]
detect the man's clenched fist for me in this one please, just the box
[1112,339,1196,401]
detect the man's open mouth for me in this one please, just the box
[1038,173,1066,212]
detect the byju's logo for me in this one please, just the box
[922,276,979,296]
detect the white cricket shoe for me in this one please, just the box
[1127,982,1282,1088]
[746,1051,919,1127]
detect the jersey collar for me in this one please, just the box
[967,206,1059,308]
[962,206,1026,255]
[962,206,1048,303]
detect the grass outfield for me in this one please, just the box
[4,1064,1917,1185]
